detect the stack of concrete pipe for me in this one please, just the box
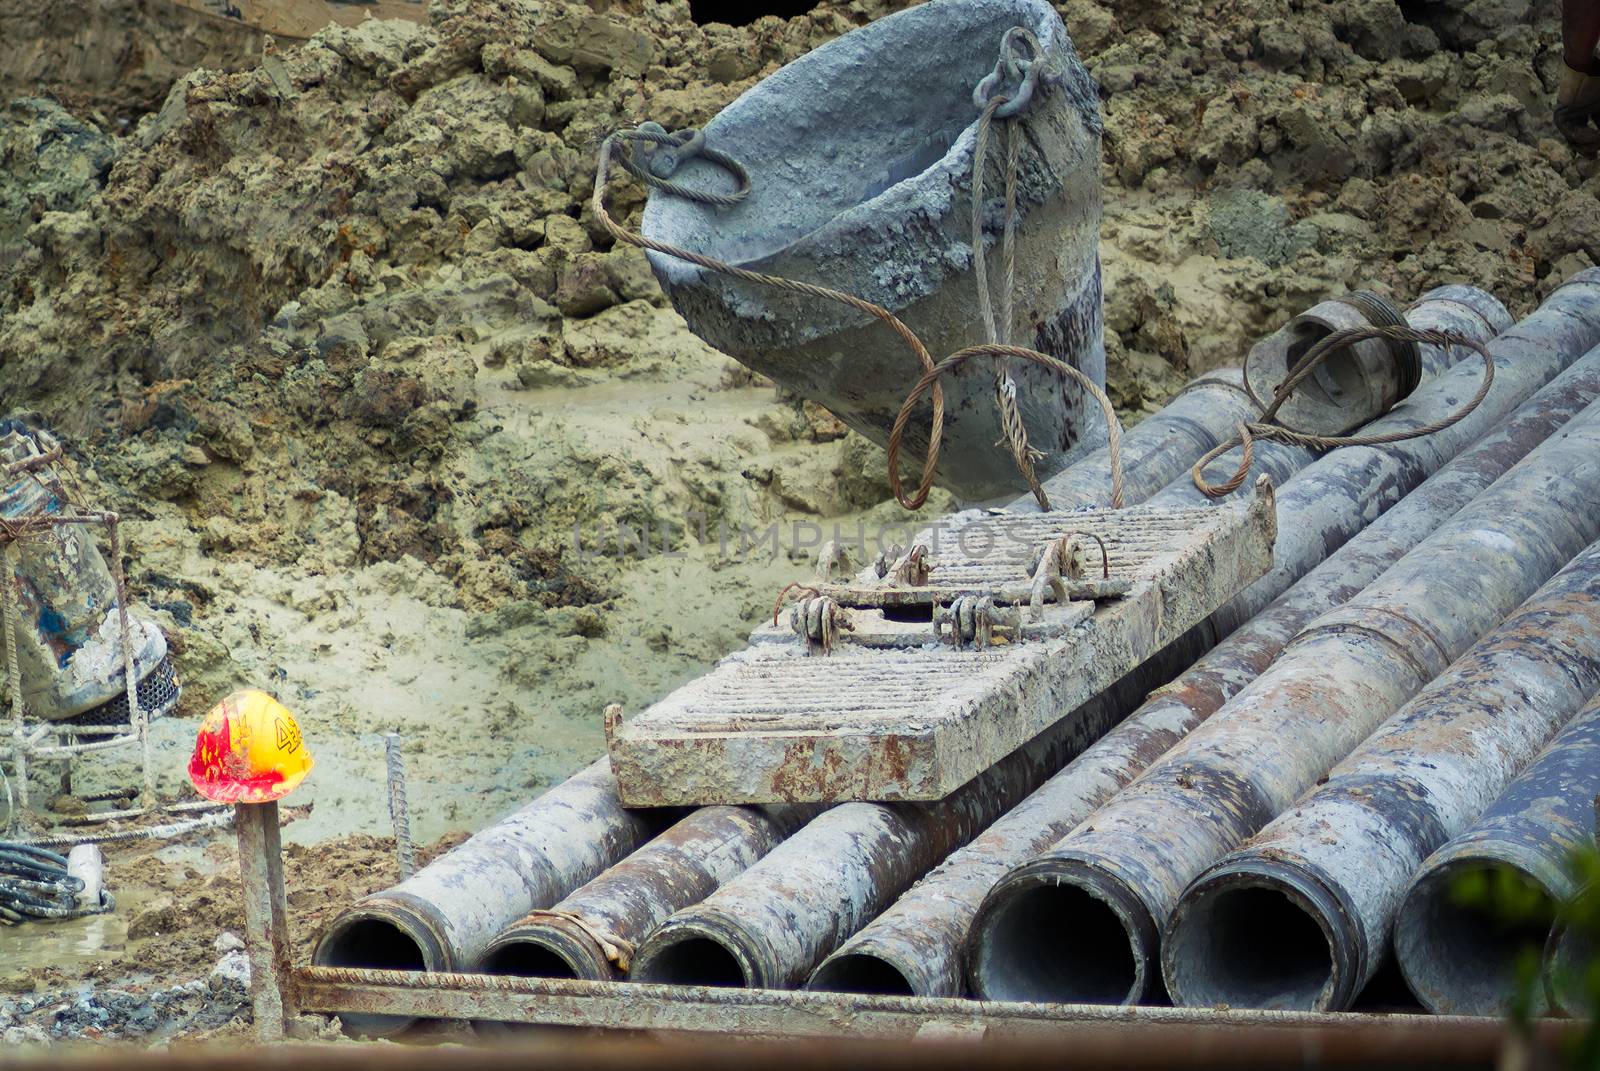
[1162,538,1600,1012]
[563,285,1515,996]
[312,271,1600,1033]
[821,326,1600,998]
[970,393,1600,1006]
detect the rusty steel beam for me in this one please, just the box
[312,759,674,1036]
[1020,285,1510,513]
[475,803,814,1005]
[1393,692,1600,1016]
[968,388,1600,1006]
[819,312,1600,1001]
[1164,539,1600,1011]
[627,632,1210,993]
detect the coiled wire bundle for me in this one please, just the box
[0,840,113,925]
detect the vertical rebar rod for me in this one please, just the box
[385,733,417,881]
[3,541,29,816]
[105,515,152,808]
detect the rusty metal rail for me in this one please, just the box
[291,963,1507,1040]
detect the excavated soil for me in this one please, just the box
[1,0,1595,1045]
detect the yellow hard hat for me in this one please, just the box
[187,689,314,804]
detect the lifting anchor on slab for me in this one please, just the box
[787,595,854,656]
[1026,531,1108,621]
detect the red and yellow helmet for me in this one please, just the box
[187,690,314,804]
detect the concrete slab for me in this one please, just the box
[609,481,1277,804]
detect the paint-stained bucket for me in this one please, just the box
[0,422,172,723]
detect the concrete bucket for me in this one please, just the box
[640,0,1105,502]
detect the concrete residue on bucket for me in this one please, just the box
[643,0,1109,501]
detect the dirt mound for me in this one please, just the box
[0,0,940,863]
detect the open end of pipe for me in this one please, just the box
[632,936,750,988]
[472,941,581,1037]
[972,881,1139,1004]
[313,916,430,1037]
[808,953,917,996]
[480,941,580,980]
[1283,320,1360,409]
[1397,865,1554,1015]
[1164,883,1334,1010]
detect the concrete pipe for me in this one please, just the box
[1393,693,1600,1016]
[1025,369,1257,510]
[628,635,1207,993]
[805,665,1184,997]
[312,759,673,1036]
[1020,285,1510,513]
[642,0,1105,501]
[1165,539,1600,1012]
[846,326,1600,1001]
[1243,289,1492,437]
[967,345,1600,1005]
[1151,286,1513,510]
[473,803,812,1021]
[693,288,1501,998]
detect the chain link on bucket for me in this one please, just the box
[971,26,1050,508]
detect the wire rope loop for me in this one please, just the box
[591,128,947,511]
[1191,325,1496,499]
[887,343,1126,511]
[614,124,751,208]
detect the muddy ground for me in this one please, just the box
[1,0,1595,1045]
